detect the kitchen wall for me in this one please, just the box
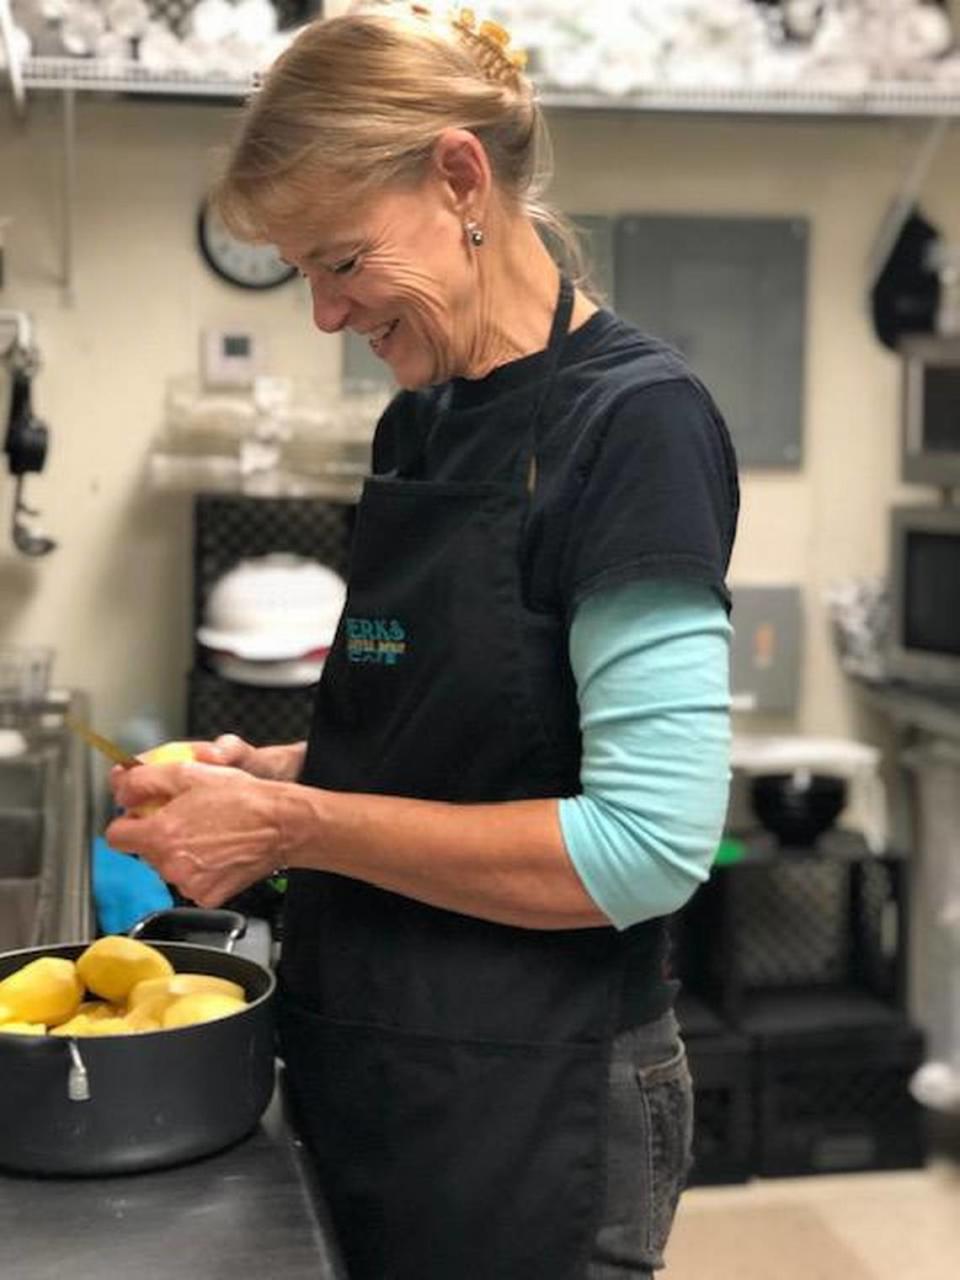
[1,93,959,754]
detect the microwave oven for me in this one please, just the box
[900,335,960,487]
[886,504,960,687]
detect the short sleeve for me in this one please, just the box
[560,378,739,613]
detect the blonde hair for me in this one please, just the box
[213,4,589,285]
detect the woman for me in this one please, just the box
[108,7,739,1278]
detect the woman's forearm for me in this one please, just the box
[276,784,607,931]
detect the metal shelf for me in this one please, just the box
[17,56,960,117]
[540,81,960,120]
[9,55,960,301]
[21,56,254,98]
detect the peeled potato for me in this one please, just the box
[162,993,247,1029]
[76,936,173,1003]
[0,957,84,1026]
[122,1005,163,1033]
[52,1014,136,1037]
[79,1017,133,1036]
[125,991,171,1022]
[50,1014,92,1037]
[76,1001,122,1021]
[129,972,245,1012]
[131,741,196,816]
[0,937,249,1038]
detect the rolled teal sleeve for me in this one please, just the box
[557,579,732,930]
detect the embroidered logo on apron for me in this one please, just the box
[345,617,408,665]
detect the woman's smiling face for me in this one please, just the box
[276,171,481,390]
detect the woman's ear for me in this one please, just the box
[432,127,492,220]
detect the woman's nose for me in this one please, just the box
[310,279,351,333]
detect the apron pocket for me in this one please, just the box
[279,1002,391,1279]
[279,996,608,1280]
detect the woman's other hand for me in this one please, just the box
[193,735,306,782]
[105,760,288,908]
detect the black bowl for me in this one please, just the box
[750,773,847,847]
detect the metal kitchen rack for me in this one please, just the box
[13,57,960,115]
[5,54,960,299]
[20,56,256,99]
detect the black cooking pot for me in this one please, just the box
[0,909,275,1176]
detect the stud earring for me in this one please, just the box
[465,220,485,247]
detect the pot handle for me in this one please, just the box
[67,1039,90,1103]
[129,907,247,954]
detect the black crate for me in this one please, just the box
[192,493,355,665]
[684,1027,754,1186]
[677,831,909,1034]
[676,989,727,1039]
[754,1020,926,1177]
[187,667,316,747]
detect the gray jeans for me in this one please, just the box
[588,1011,694,1278]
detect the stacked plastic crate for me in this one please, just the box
[674,827,926,1184]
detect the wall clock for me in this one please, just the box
[196,198,297,290]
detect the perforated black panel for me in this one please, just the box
[186,669,315,747]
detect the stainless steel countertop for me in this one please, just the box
[1,1080,345,1280]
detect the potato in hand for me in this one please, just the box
[130,741,197,816]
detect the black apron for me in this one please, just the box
[279,278,669,1280]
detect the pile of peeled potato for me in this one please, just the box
[0,936,248,1037]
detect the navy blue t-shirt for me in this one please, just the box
[371,307,740,618]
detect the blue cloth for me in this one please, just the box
[558,579,731,931]
[92,836,173,935]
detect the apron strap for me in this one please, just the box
[528,274,575,439]
[521,273,574,492]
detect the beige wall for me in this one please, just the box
[1,96,959,748]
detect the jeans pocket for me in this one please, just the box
[590,1037,694,1278]
[635,1045,695,1258]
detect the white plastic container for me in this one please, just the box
[197,555,346,687]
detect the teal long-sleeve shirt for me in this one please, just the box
[557,578,732,931]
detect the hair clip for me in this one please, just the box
[478,19,508,48]
[451,8,527,85]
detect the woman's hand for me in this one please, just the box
[105,760,288,908]
[193,735,306,782]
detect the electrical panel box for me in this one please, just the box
[615,214,809,469]
[341,212,810,476]
[730,585,803,714]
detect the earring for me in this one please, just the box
[465,220,485,247]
